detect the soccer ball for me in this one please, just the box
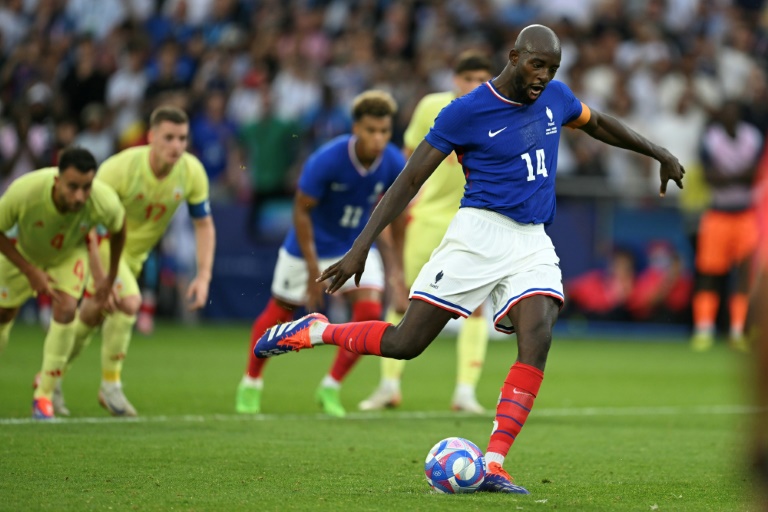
[424,437,485,493]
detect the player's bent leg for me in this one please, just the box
[359,308,406,411]
[453,307,488,413]
[33,293,79,419]
[0,307,18,357]
[481,295,558,489]
[99,294,140,417]
[253,300,454,360]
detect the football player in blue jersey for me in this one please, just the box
[236,90,405,417]
[252,25,685,493]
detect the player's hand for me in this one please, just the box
[25,267,57,300]
[306,277,326,312]
[92,278,117,313]
[657,150,685,197]
[317,244,369,294]
[186,276,210,310]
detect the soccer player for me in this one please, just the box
[359,51,494,414]
[63,106,216,417]
[235,90,405,417]
[0,147,126,419]
[689,100,762,352]
[252,25,685,494]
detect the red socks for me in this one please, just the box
[329,301,382,381]
[487,362,544,457]
[246,299,294,378]
[321,298,389,356]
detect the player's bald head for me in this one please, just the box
[514,25,560,56]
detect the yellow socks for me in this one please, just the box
[66,317,97,371]
[457,315,488,387]
[101,312,136,383]
[0,320,14,356]
[34,319,76,399]
[381,309,405,381]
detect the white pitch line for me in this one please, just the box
[0,404,762,426]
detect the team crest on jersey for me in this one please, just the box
[0,287,8,300]
[173,186,183,201]
[545,106,558,136]
[136,193,144,201]
[34,220,44,228]
[429,270,444,289]
[79,222,89,233]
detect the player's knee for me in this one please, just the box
[0,308,16,324]
[120,295,142,316]
[385,328,429,360]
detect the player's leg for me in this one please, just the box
[237,247,303,414]
[728,210,759,352]
[96,258,142,417]
[452,305,488,413]
[0,307,19,357]
[0,254,32,357]
[32,251,87,419]
[357,306,405,411]
[691,211,729,351]
[236,296,296,413]
[317,288,383,417]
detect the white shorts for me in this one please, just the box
[410,208,563,334]
[271,247,385,305]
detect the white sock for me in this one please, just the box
[730,327,743,338]
[453,382,475,399]
[382,377,400,392]
[696,325,715,336]
[321,375,341,389]
[309,321,329,345]
[241,375,263,389]
[485,451,505,467]
[101,380,122,390]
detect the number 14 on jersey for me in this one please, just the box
[521,149,548,182]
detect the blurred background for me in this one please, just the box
[1,0,766,337]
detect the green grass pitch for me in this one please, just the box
[0,322,761,511]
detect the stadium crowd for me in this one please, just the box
[0,0,766,326]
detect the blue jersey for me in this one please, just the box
[425,80,584,225]
[283,135,405,258]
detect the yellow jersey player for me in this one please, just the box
[63,106,216,417]
[0,147,126,419]
[359,51,494,413]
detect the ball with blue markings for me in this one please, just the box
[424,437,486,493]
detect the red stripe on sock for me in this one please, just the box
[246,299,294,378]
[487,362,544,456]
[322,321,390,356]
[327,301,382,381]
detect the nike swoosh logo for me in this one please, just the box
[488,127,507,137]
[512,387,534,396]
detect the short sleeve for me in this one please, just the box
[424,99,468,155]
[96,153,125,198]
[557,82,588,127]
[403,97,434,151]
[185,154,210,206]
[297,151,329,200]
[92,181,125,233]
[0,179,21,232]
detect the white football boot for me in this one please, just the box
[98,382,138,417]
[358,383,402,411]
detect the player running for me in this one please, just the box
[360,51,494,414]
[62,106,216,417]
[252,25,685,493]
[236,90,405,417]
[0,147,126,419]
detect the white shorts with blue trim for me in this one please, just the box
[410,207,563,334]
[271,246,384,306]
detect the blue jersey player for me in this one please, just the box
[252,25,686,493]
[236,90,404,417]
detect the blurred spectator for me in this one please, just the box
[226,66,267,127]
[301,83,351,151]
[51,116,78,163]
[565,247,636,321]
[145,40,194,106]
[0,103,53,192]
[238,89,300,238]
[190,89,238,201]
[60,36,107,125]
[73,103,114,164]
[0,0,29,55]
[627,241,693,323]
[65,0,127,41]
[690,100,763,352]
[106,39,148,147]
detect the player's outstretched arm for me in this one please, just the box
[292,190,325,312]
[187,215,215,310]
[318,141,447,294]
[578,108,685,197]
[0,232,55,298]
